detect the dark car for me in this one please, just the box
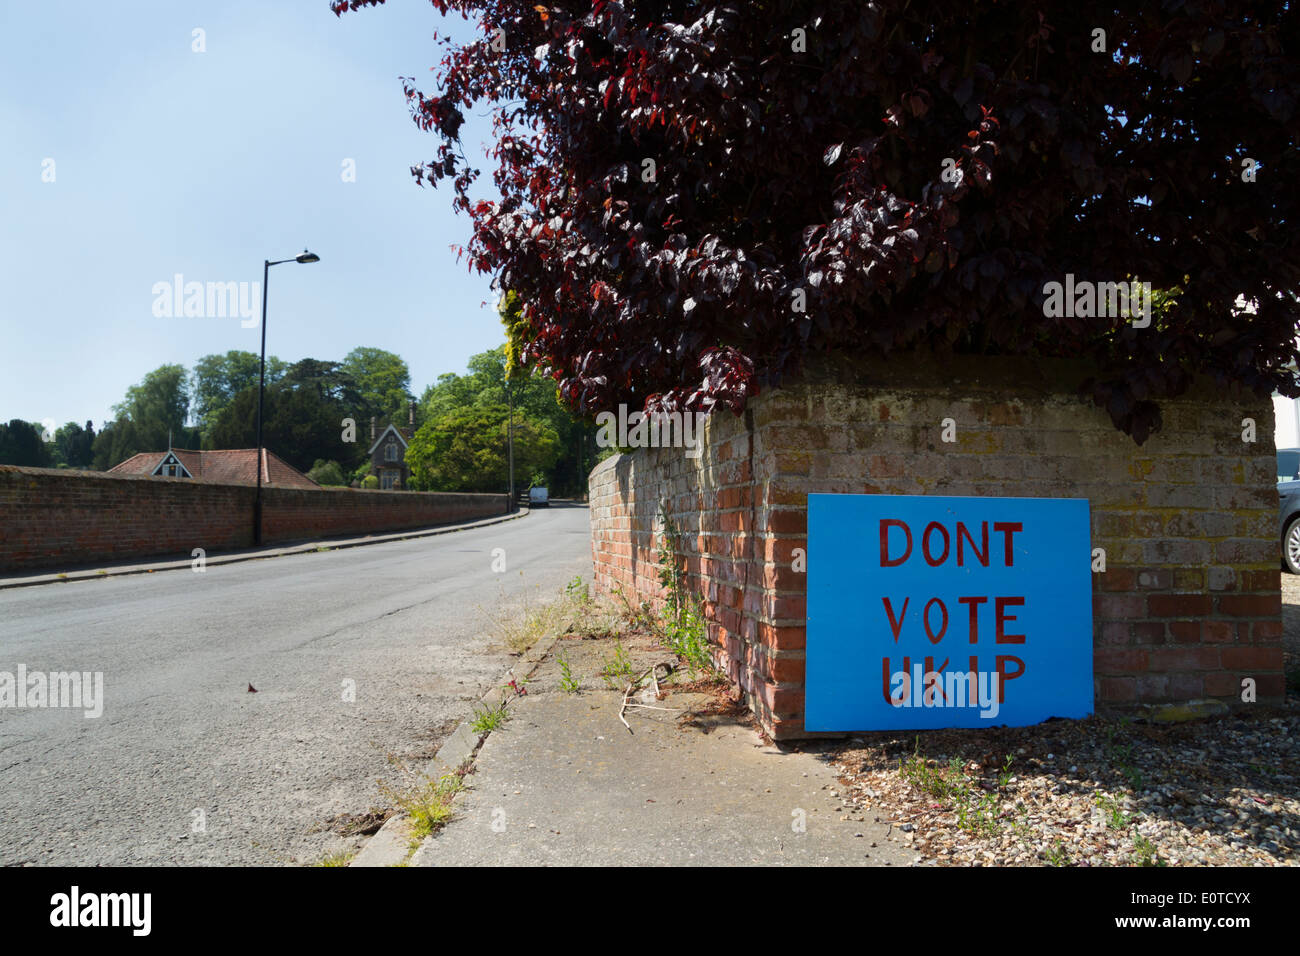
[1278,448,1300,573]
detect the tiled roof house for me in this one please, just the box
[106,448,319,489]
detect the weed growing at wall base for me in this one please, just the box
[656,503,714,675]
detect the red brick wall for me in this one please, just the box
[589,352,1285,739]
[0,465,508,573]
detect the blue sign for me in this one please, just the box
[806,494,1093,730]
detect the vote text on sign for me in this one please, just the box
[805,494,1093,730]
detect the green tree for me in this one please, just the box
[500,296,596,494]
[307,459,347,486]
[92,365,199,468]
[406,403,561,492]
[191,350,285,443]
[418,342,591,495]
[279,359,362,406]
[91,419,135,471]
[208,359,368,474]
[54,421,95,469]
[0,420,51,467]
[341,347,413,429]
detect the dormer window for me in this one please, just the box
[385,440,398,462]
[152,453,191,478]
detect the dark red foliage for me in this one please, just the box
[334,0,1299,441]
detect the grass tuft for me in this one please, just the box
[377,772,465,846]
[470,699,511,734]
[316,848,358,867]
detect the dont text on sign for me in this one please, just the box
[806,494,1093,730]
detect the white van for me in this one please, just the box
[528,486,549,508]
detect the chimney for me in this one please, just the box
[370,416,376,442]
[408,400,415,428]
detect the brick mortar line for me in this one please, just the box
[0,508,529,591]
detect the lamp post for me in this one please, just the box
[507,378,516,513]
[253,249,320,545]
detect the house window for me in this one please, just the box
[155,456,187,478]
[385,440,398,462]
[381,469,396,490]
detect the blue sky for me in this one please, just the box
[0,0,505,430]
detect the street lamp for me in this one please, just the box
[253,249,320,545]
[507,378,515,513]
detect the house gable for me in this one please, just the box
[367,423,409,457]
[151,452,192,478]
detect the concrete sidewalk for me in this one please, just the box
[0,507,528,590]
[405,629,914,867]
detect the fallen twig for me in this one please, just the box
[619,682,634,732]
[618,666,660,733]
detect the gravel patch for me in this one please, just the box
[827,705,1298,867]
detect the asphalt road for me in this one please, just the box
[0,503,591,866]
